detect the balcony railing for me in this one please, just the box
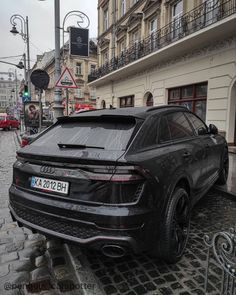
[89,0,236,82]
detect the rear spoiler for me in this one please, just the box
[56,114,143,123]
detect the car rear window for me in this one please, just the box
[31,119,136,151]
[0,116,6,121]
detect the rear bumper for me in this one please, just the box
[9,185,154,252]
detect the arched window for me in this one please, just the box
[101,100,106,109]
[146,92,153,106]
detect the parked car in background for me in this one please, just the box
[9,106,228,263]
[20,118,53,147]
[0,113,20,130]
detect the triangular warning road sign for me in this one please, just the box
[55,67,77,88]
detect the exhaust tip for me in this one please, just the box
[101,244,126,258]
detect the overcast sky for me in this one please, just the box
[0,0,97,78]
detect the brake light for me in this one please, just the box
[84,165,149,182]
[21,138,29,147]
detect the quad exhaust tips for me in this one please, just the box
[101,244,126,258]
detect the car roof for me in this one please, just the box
[67,105,189,120]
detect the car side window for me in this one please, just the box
[158,116,171,143]
[133,116,159,150]
[166,112,194,140]
[185,112,208,135]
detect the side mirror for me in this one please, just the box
[209,124,218,135]
[198,127,207,135]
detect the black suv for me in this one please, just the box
[9,106,228,263]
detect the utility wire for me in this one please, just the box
[0,54,23,60]
[29,40,44,54]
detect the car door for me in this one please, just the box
[185,112,220,186]
[164,111,206,193]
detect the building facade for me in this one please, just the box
[31,40,98,116]
[0,74,21,116]
[89,0,236,144]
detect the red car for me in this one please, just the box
[0,114,20,130]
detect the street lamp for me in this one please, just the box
[10,14,31,97]
[0,60,24,69]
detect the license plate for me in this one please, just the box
[31,176,69,195]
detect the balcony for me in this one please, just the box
[89,0,236,86]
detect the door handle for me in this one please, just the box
[182,151,191,158]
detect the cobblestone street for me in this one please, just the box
[0,131,235,295]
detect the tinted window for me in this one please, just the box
[0,116,5,121]
[132,116,159,149]
[31,120,135,151]
[167,112,194,140]
[159,116,171,143]
[186,112,208,135]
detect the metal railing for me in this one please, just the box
[89,0,236,81]
[204,227,236,294]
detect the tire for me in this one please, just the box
[154,187,190,264]
[8,125,12,131]
[216,147,229,185]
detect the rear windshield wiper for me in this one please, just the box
[57,143,105,149]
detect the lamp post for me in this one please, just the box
[61,10,90,116]
[10,14,31,97]
[38,0,90,118]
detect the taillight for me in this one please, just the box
[74,165,149,204]
[84,165,149,182]
[21,138,29,147]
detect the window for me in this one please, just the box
[132,30,139,44]
[150,18,157,34]
[76,63,82,75]
[159,116,171,143]
[119,39,126,54]
[101,100,106,109]
[150,18,158,49]
[90,64,96,73]
[166,112,194,140]
[31,119,136,151]
[76,88,83,98]
[102,50,109,64]
[185,112,208,135]
[203,0,219,25]
[120,96,134,108]
[168,83,207,121]
[121,0,126,16]
[104,8,109,31]
[90,88,96,100]
[146,93,153,106]
[172,0,183,39]
[136,116,159,149]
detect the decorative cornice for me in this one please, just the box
[115,25,127,36]
[127,12,143,27]
[98,37,110,48]
[142,0,161,13]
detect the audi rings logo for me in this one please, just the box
[40,166,55,174]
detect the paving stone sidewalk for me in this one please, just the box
[0,131,52,295]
